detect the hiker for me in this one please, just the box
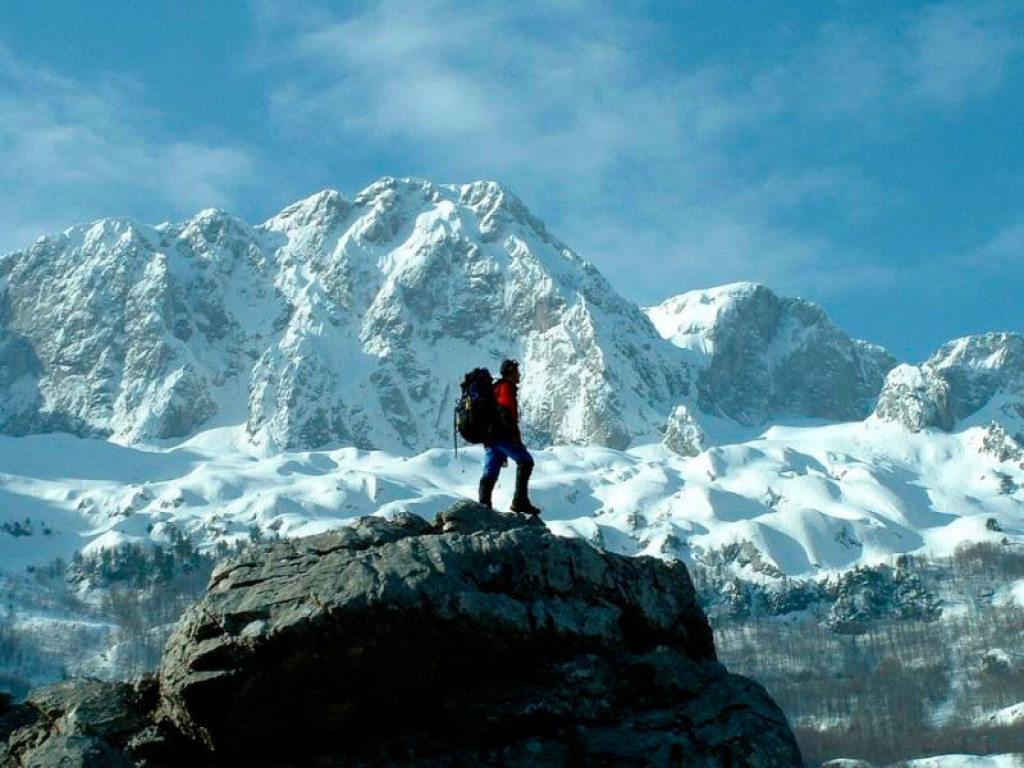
[478,359,541,515]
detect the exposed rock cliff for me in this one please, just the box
[2,503,802,767]
[663,404,706,456]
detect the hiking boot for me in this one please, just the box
[478,475,498,509]
[510,462,541,516]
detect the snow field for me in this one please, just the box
[0,417,1021,583]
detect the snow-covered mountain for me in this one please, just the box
[0,179,692,452]
[2,181,1024,763]
[2,179,1021,579]
[646,282,897,425]
[0,177,947,459]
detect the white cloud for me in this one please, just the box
[968,221,1024,271]
[256,1,877,301]
[0,44,259,254]
[907,1,1024,106]
[5,0,1016,316]
[251,0,1022,307]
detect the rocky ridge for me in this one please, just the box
[5,178,1021,455]
[1,502,802,767]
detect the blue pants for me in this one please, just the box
[482,441,534,480]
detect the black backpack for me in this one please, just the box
[453,368,496,452]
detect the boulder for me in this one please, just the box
[1,678,159,767]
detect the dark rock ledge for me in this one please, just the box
[1,502,802,767]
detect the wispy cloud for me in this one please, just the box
[249,0,1021,304]
[4,0,1019,319]
[0,43,258,254]
[754,1,1023,123]
[907,1,1024,106]
[252,2,837,296]
[967,220,1024,272]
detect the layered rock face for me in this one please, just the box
[0,179,690,452]
[929,333,1024,419]
[647,282,896,426]
[2,503,802,766]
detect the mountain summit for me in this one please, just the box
[0,178,690,452]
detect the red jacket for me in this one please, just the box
[493,378,521,444]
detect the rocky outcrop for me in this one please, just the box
[927,333,1024,421]
[980,421,1023,462]
[0,679,160,767]
[2,502,802,766]
[663,404,705,456]
[873,364,954,432]
[873,334,1024,436]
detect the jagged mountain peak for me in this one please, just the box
[646,281,837,349]
[261,189,350,233]
[178,207,255,246]
[17,178,1020,452]
[453,179,552,240]
[353,175,429,204]
[343,177,556,249]
[873,333,1024,433]
[55,217,158,251]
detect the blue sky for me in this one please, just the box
[1,0,1021,361]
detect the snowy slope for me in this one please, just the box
[903,756,1024,768]
[1,417,1021,581]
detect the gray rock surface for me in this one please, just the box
[1,678,158,767]
[927,333,1024,420]
[2,502,803,766]
[663,404,705,456]
[156,501,799,765]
